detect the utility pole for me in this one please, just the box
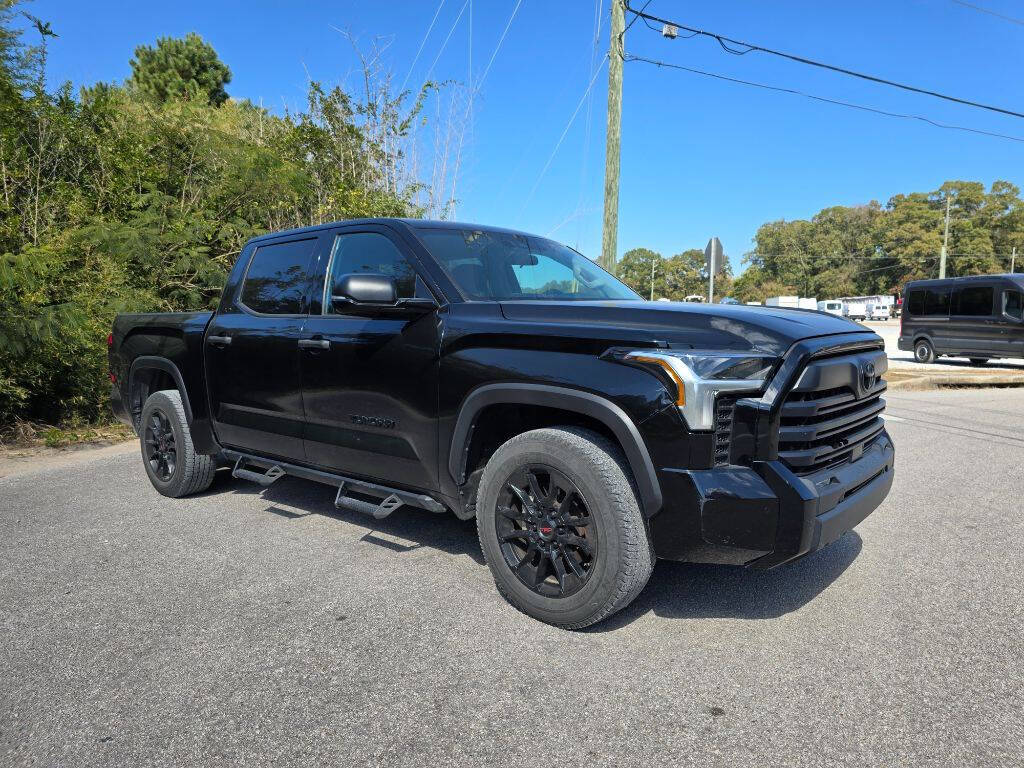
[650,252,656,300]
[1012,246,1017,273]
[600,0,624,274]
[939,194,951,279]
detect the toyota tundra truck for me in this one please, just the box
[109,219,895,628]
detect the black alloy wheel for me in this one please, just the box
[495,464,597,598]
[144,408,177,482]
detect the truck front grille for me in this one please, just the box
[777,349,887,475]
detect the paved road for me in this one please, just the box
[3,389,1023,767]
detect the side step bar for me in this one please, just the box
[232,457,285,487]
[222,450,446,520]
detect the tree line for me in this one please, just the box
[617,181,1024,304]
[0,1,439,428]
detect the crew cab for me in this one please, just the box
[110,219,895,628]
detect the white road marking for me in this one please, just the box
[882,414,905,422]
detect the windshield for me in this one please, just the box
[416,227,642,301]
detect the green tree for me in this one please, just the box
[129,32,231,106]
[617,247,663,299]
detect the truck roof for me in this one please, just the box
[905,274,1024,289]
[246,218,544,246]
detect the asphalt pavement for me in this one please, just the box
[2,388,1023,767]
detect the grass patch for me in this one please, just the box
[0,419,134,450]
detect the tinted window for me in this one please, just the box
[1005,290,1023,320]
[418,227,641,301]
[907,290,924,316]
[327,232,417,309]
[240,239,316,314]
[955,285,993,316]
[923,287,950,316]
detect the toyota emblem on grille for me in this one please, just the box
[861,361,877,391]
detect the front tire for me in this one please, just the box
[914,339,936,364]
[140,390,216,498]
[476,427,653,629]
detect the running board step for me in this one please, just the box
[334,478,444,520]
[221,450,446,517]
[231,457,285,487]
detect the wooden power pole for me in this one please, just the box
[600,0,624,274]
[939,195,951,279]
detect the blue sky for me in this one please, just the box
[26,0,1024,273]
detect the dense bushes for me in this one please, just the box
[0,3,426,427]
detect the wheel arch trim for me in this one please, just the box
[449,383,663,516]
[128,356,194,424]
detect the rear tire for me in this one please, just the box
[476,427,653,630]
[914,339,936,364]
[140,390,216,498]
[969,358,989,366]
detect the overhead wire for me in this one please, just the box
[623,3,1024,119]
[623,54,1024,144]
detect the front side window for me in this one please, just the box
[417,227,641,301]
[954,285,993,316]
[923,287,950,316]
[1004,290,1023,320]
[326,232,418,312]
[240,238,317,314]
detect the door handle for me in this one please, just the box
[298,338,330,350]
[207,335,232,346]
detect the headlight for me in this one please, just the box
[621,350,776,430]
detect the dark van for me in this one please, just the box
[898,274,1024,364]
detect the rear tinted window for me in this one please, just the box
[240,239,317,314]
[923,287,950,316]
[954,285,993,316]
[907,290,924,316]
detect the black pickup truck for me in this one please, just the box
[110,219,895,628]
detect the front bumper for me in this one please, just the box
[650,430,895,567]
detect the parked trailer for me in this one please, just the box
[817,300,844,316]
[865,303,889,321]
[765,296,818,309]
[843,301,867,321]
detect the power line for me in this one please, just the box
[476,0,525,90]
[624,54,1024,144]
[518,56,609,220]
[951,0,1024,26]
[623,3,1024,119]
[400,0,447,94]
[575,0,605,250]
[421,0,470,87]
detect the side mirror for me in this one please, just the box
[331,273,438,313]
[333,273,396,305]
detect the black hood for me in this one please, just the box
[497,300,871,356]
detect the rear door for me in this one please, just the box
[204,235,323,461]
[298,224,443,490]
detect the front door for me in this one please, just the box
[204,235,322,461]
[299,225,442,490]
[997,287,1024,357]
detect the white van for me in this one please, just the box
[817,300,843,316]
